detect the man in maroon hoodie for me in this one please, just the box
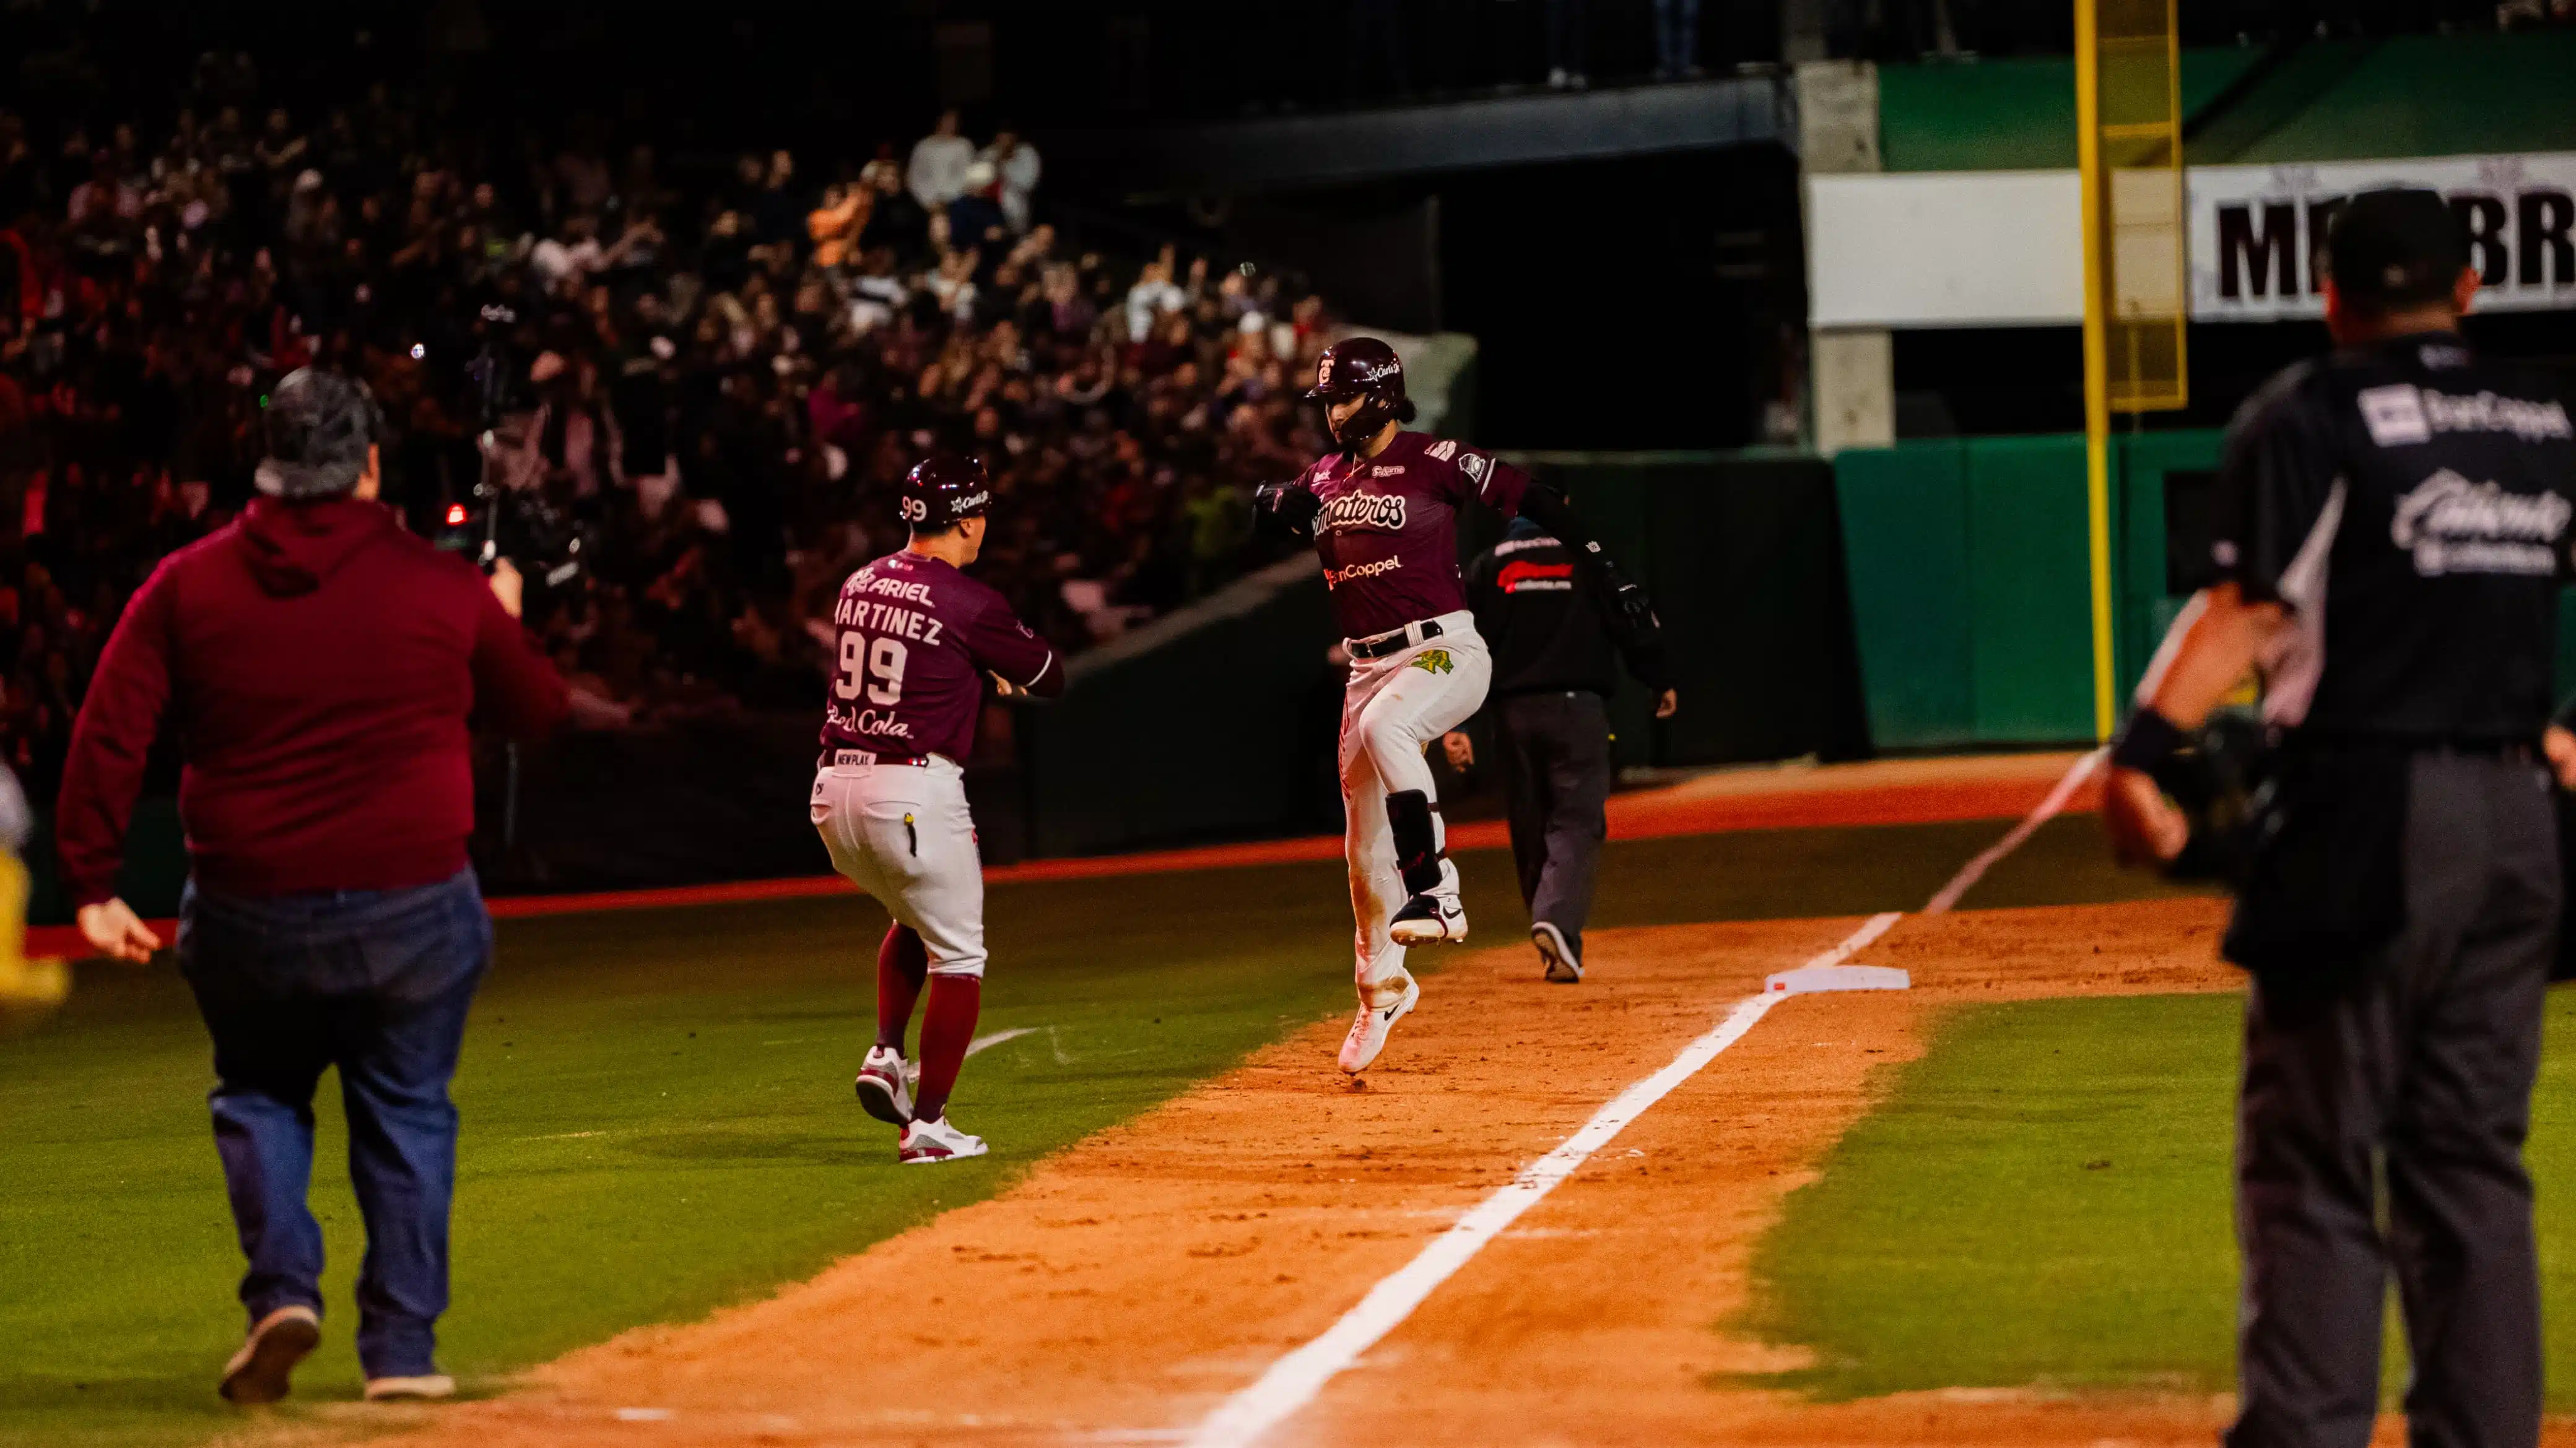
[56,368,568,1407]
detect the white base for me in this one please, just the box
[1763,964,1911,995]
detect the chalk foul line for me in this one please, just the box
[1919,748,2105,916]
[1178,911,1902,1448]
[1180,752,2100,1446]
[966,1027,1037,1058]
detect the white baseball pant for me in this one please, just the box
[811,754,987,978]
[1339,610,1492,994]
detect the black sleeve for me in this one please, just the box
[1465,548,1503,643]
[1516,483,1608,571]
[1619,626,1671,691]
[2211,368,2340,606]
[1254,480,1322,541]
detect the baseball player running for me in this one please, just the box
[812,456,1063,1163]
[1257,337,1652,1073]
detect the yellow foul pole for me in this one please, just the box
[2075,0,2117,742]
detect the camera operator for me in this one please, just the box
[54,368,570,1406]
[2105,191,2576,1448]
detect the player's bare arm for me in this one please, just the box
[2104,583,2291,867]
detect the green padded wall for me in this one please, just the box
[1833,445,1976,748]
[1964,436,2095,742]
[1834,430,2228,750]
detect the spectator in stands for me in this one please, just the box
[1547,0,1589,88]
[1654,0,1702,79]
[907,110,975,213]
[980,126,1042,234]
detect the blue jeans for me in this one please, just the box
[178,868,492,1379]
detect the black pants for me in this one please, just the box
[2228,753,2552,1448]
[1494,690,1612,956]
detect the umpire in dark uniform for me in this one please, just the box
[1443,515,1673,982]
[2106,190,2576,1448]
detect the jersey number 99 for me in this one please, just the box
[835,633,907,706]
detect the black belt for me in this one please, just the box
[1349,618,1443,661]
[819,748,931,769]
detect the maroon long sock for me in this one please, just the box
[875,924,929,1053]
[911,976,982,1122]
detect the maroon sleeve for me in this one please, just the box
[56,563,178,908]
[963,597,1064,698]
[469,584,573,740]
[1437,441,1528,516]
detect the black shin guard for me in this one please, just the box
[1387,789,1445,896]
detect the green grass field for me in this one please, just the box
[4,818,2168,1448]
[1745,989,2576,1405]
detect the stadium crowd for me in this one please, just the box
[0,79,1341,798]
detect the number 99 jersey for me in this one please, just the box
[819,550,1063,763]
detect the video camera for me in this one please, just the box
[431,304,599,600]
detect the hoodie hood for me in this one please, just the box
[237,496,397,597]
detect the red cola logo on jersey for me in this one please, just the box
[1317,491,1409,535]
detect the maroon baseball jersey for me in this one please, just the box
[1289,430,1532,638]
[819,550,1061,763]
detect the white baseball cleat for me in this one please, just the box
[1338,970,1419,1073]
[855,1045,916,1125]
[219,1304,321,1405]
[1533,922,1582,983]
[899,1113,989,1164]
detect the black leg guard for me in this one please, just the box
[1387,789,1445,895]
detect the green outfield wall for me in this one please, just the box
[1837,429,2576,750]
[1834,431,2223,750]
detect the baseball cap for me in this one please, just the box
[2322,188,2468,308]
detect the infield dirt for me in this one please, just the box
[249,895,2418,1448]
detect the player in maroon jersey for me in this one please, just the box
[1256,337,1652,1072]
[812,454,1062,1163]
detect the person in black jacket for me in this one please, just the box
[1444,515,1674,982]
[2106,189,2576,1448]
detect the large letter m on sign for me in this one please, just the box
[2219,202,2300,299]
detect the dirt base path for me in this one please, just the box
[288,896,2396,1448]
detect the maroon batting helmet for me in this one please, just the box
[897,454,994,530]
[1305,336,1417,450]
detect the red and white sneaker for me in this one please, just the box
[899,1114,989,1164]
[1338,969,1419,1074]
[854,1045,916,1125]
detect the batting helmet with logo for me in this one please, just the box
[256,368,385,500]
[897,454,995,530]
[1305,336,1417,451]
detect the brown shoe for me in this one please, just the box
[219,1305,321,1405]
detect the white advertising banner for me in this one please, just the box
[1808,152,2576,329]
[2188,152,2576,319]
[1806,170,2084,328]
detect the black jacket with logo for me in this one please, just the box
[2211,333,2576,742]
[1465,520,1669,701]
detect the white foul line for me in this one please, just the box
[967,1027,1037,1057]
[1178,752,2100,1446]
[1180,912,1903,1448]
[1918,750,2106,916]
